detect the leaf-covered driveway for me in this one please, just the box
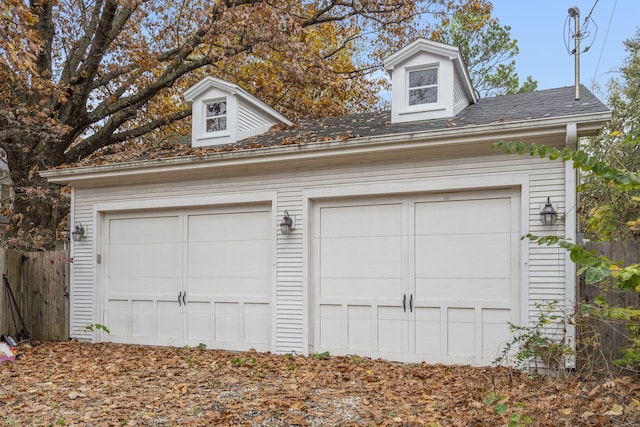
[1,341,639,426]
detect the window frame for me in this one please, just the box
[407,66,438,107]
[204,98,228,134]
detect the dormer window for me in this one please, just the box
[408,67,438,105]
[205,99,227,132]
[383,39,476,123]
[184,76,293,147]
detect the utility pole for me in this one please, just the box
[568,6,581,100]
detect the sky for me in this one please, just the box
[490,0,639,98]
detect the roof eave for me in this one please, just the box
[41,110,611,186]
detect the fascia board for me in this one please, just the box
[183,76,238,101]
[41,111,611,186]
[384,39,460,71]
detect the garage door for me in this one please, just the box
[312,189,520,365]
[103,205,272,351]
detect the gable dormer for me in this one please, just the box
[384,39,477,123]
[184,76,293,148]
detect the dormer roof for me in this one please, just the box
[384,38,477,123]
[184,76,293,148]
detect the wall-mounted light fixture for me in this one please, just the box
[280,210,295,235]
[539,197,558,226]
[71,222,85,241]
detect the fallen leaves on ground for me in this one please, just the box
[1,341,639,426]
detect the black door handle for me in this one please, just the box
[182,291,186,306]
[403,294,406,312]
[178,291,182,306]
[410,294,413,313]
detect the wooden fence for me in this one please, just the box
[578,241,640,373]
[0,249,69,341]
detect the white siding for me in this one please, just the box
[70,188,96,340]
[70,151,568,354]
[276,189,304,353]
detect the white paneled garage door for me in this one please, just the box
[312,189,520,365]
[103,205,272,351]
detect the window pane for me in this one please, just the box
[409,87,437,105]
[206,117,227,132]
[409,69,437,88]
[206,101,227,117]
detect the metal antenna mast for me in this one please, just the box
[568,6,581,100]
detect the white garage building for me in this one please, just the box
[42,39,610,366]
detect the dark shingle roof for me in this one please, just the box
[76,85,609,166]
[243,85,608,144]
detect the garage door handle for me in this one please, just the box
[409,294,413,313]
[402,294,406,312]
[178,291,182,307]
[182,292,186,306]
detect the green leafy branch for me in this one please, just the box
[485,392,533,426]
[494,300,574,376]
[581,295,640,321]
[492,141,640,190]
[84,323,110,334]
[525,233,640,290]
[581,296,640,370]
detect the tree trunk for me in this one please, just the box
[3,135,69,250]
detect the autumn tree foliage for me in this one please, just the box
[0,0,491,249]
[433,2,537,97]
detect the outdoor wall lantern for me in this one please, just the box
[71,222,85,241]
[280,210,295,235]
[539,197,558,226]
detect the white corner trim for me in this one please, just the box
[269,204,279,355]
[92,208,102,343]
[519,178,531,328]
[564,159,577,368]
[301,196,311,356]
